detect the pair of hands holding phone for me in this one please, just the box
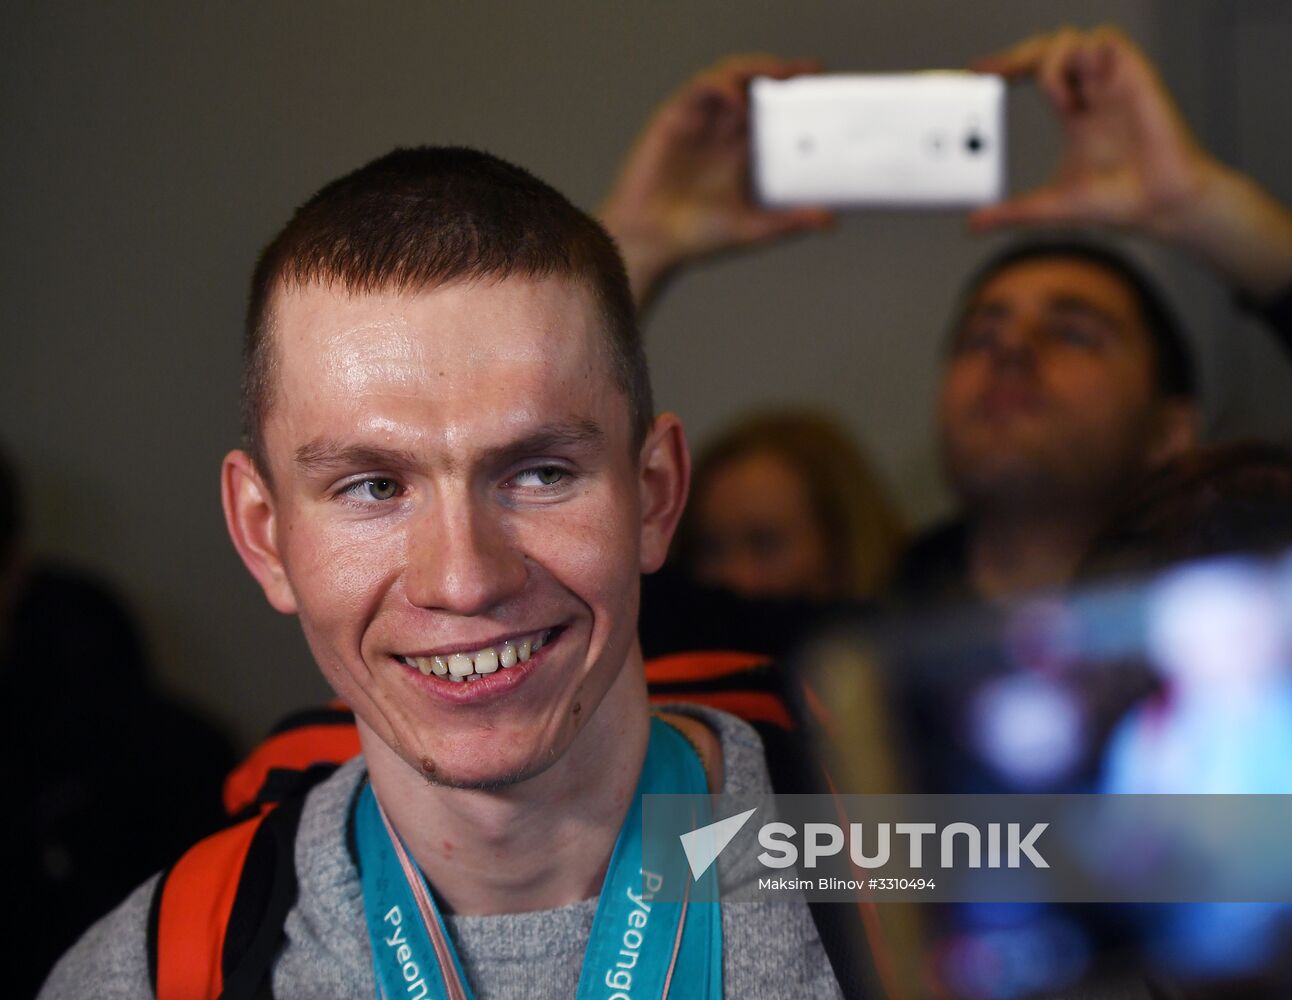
[598,26,1292,312]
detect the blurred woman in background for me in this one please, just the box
[673,409,906,601]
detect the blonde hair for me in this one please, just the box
[676,409,906,599]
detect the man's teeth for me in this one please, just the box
[408,631,549,680]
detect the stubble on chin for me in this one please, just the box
[412,744,561,792]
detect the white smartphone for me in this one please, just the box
[750,72,1005,208]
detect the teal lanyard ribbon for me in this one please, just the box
[355,717,722,1000]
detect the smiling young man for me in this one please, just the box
[39,148,844,999]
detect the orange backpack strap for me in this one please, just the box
[148,813,261,999]
[644,650,795,730]
[149,704,354,1000]
[223,703,361,818]
[148,794,307,1000]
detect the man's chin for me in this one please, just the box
[404,747,560,791]
[946,451,1067,509]
[419,767,533,792]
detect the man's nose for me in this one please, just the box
[987,320,1039,373]
[403,499,528,616]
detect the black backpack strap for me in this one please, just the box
[147,795,307,1000]
[217,794,307,999]
[223,705,360,820]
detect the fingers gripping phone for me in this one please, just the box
[750,72,1005,207]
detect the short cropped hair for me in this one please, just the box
[241,146,650,473]
[953,238,1197,400]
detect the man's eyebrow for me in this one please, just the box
[292,420,606,476]
[482,420,605,465]
[1045,295,1125,332]
[293,441,422,475]
[954,296,1125,337]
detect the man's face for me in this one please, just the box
[938,257,1189,512]
[227,276,681,789]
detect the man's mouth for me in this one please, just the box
[976,383,1046,419]
[395,627,560,683]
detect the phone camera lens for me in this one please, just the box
[965,132,985,154]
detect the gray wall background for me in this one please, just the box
[3,1,1290,749]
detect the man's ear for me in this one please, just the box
[1148,398,1200,468]
[221,449,299,614]
[637,413,691,574]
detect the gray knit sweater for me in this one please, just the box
[40,706,843,999]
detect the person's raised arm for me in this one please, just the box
[598,55,834,314]
[969,25,1292,304]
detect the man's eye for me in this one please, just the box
[1048,323,1101,349]
[512,465,568,488]
[343,478,401,502]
